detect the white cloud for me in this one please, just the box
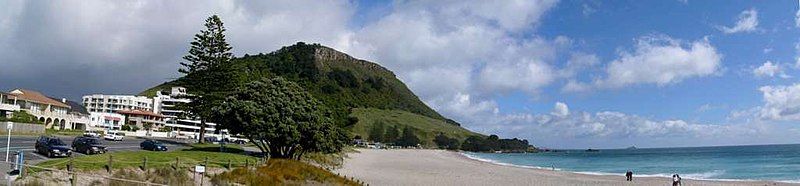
[758,84,800,121]
[753,61,788,78]
[795,41,800,68]
[559,52,599,78]
[0,0,354,98]
[551,102,569,117]
[796,0,800,28]
[348,0,562,118]
[594,35,722,88]
[719,8,758,34]
[462,102,783,148]
[581,3,596,16]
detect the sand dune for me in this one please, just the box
[334,149,796,186]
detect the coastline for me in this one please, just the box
[457,151,798,185]
[335,149,798,186]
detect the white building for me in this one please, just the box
[153,87,218,138]
[82,94,153,113]
[88,112,124,131]
[1,89,88,130]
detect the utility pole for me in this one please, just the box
[6,121,13,162]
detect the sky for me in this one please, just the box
[2,0,800,149]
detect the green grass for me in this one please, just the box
[211,158,360,186]
[349,108,483,147]
[45,128,84,136]
[36,145,259,171]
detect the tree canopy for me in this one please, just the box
[178,14,238,143]
[214,77,348,159]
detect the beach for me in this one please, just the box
[335,149,797,186]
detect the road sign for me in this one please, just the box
[195,165,205,173]
[6,122,11,130]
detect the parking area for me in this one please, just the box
[0,135,193,163]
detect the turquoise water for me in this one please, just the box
[463,144,800,183]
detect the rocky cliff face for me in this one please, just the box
[313,46,393,76]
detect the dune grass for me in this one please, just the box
[211,158,361,186]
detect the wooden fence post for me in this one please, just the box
[174,157,180,170]
[227,159,231,170]
[69,156,76,186]
[204,156,209,167]
[142,157,148,171]
[107,155,113,173]
[245,159,249,168]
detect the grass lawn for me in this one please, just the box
[34,143,360,185]
[36,144,259,171]
[349,108,483,147]
[45,128,85,136]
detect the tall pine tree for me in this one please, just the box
[179,15,236,143]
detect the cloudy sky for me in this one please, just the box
[2,0,800,149]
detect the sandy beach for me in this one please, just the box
[334,149,797,186]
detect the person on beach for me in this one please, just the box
[625,171,633,181]
[672,174,682,186]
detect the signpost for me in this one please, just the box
[195,165,206,186]
[5,122,12,162]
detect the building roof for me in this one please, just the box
[116,109,165,118]
[64,100,90,115]
[6,89,71,108]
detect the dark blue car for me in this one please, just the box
[35,136,72,158]
[140,139,168,151]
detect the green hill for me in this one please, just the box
[349,108,482,147]
[140,42,477,142]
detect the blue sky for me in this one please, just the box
[2,0,800,149]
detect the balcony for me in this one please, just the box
[0,104,20,112]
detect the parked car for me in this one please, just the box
[204,136,220,143]
[104,131,125,141]
[140,139,168,151]
[35,136,72,158]
[83,131,101,138]
[72,137,107,155]
[233,139,247,144]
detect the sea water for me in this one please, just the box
[463,144,800,183]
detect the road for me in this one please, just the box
[0,135,193,163]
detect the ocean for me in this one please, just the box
[462,144,800,183]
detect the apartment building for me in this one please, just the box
[82,94,153,113]
[153,87,218,137]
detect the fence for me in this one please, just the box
[9,155,269,186]
[0,122,45,134]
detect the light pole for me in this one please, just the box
[6,121,13,162]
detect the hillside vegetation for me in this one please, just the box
[140,42,462,126]
[140,42,472,137]
[349,108,482,147]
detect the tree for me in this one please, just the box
[434,133,460,150]
[383,125,400,143]
[178,15,237,143]
[396,127,420,147]
[0,111,41,124]
[215,77,348,160]
[460,136,487,152]
[367,121,385,142]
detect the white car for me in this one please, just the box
[104,131,125,141]
[83,131,101,138]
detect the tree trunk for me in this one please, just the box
[198,119,206,144]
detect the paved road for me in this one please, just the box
[0,135,193,164]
